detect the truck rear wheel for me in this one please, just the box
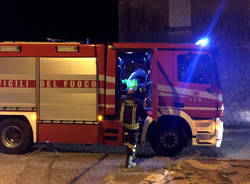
[149,125,187,157]
[0,118,32,154]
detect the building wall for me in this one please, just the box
[192,0,250,126]
[169,0,191,28]
[119,0,250,126]
[119,0,169,42]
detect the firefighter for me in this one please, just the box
[120,80,145,168]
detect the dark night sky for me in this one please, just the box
[0,0,118,43]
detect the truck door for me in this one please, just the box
[172,51,219,119]
[0,57,36,109]
[39,57,97,121]
[153,50,174,117]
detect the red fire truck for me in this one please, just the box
[0,42,224,156]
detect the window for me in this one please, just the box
[177,53,214,84]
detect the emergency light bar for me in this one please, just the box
[195,38,209,47]
[0,46,21,52]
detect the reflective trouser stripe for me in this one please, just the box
[123,123,139,130]
[127,143,136,152]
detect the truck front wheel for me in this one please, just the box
[0,118,32,154]
[150,126,187,157]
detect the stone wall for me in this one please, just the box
[119,0,250,126]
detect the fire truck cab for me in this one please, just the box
[0,42,224,156]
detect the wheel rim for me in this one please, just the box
[160,130,179,149]
[1,126,23,148]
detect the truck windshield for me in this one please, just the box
[177,52,221,88]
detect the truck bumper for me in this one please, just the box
[192,118,224,147]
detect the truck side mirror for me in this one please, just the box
[211,47,219,57]
[206,87,212,93]
[206,86,216,94]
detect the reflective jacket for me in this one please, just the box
[120,99,139,130]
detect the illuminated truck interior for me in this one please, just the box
[116,51,152,106]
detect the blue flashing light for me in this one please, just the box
[195,38,210,47]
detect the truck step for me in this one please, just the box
[102,121,123,146]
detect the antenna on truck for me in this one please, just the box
[46,38,64,42]
[86,38,90,44]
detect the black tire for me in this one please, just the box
[149,124,188,157]
[0,118,32,154]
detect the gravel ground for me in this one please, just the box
[0,127,249,184]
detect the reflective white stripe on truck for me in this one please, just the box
[158,84,221,101]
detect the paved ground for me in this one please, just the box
[0,127,249,184]
[106,159,250,184]
[0,152,249,184]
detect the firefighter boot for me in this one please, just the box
[126,155,136,168]
[132,152,136,162]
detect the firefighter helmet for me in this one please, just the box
[127,88,136,94]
